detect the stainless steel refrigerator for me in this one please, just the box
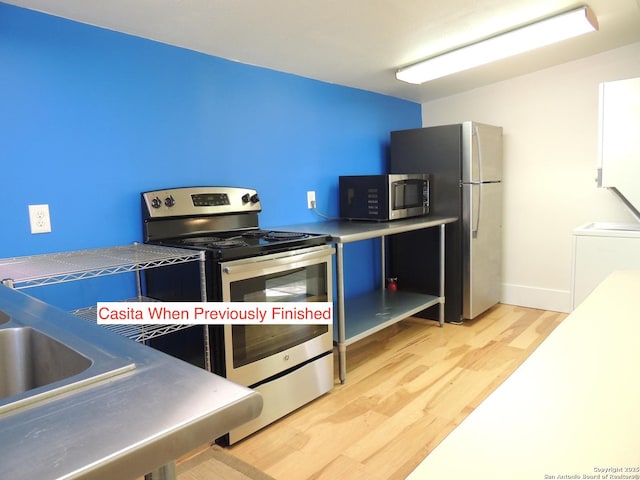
[389,122,503,323]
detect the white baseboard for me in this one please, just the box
[501,283,571,313]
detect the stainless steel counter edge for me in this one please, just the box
[0,285,263,480]
[275,216,458,243]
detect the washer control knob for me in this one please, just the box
[250,194,260,204]
[151,197,162,209]
[241,193,251,203]
[164,195,175,207]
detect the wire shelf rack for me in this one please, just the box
[0,243,207,350]
[0,243,203,289]
[71,296,193,343]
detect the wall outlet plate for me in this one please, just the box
[28,204,52,234]
[307,191,316,209]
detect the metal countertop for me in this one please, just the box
[276,215,458,243]
[0,285,262,480]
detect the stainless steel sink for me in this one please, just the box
[0,288,262,480]
[0,327,92,401]
[0,310,136,414]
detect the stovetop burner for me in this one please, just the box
[172,235,249,249]
[176,230,310,249]
[175,237,249,248]
[158,229,321,259]
[210,239,248,248]
[262,231,308,241]
[178,236,224,245]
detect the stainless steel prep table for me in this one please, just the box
[277,216,458,383]
[0,285,262,480]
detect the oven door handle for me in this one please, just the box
[222,246,335,276]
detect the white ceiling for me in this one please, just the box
[5,0,640,103]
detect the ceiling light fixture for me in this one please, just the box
[396,5,599,84]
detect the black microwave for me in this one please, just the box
[339,174,430,221]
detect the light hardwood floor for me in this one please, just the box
[205,304,565,480]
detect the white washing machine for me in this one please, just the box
[571,222,640,310]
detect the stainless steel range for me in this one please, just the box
[141,186,335,444]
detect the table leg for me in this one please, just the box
[439,223,445,328]
[198,252,212,372]
[144,461,176,480]
[335,242,347,383]
[380,236,386,286]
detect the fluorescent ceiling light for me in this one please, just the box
[396,5,599,84]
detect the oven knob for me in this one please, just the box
[250,194,260,204]
[151,197,162,209]
[241,193,250,203]
[284,354,290,361]
[164,195,175,207]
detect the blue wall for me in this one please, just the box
[0,4,420,308]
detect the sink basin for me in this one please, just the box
[0,327,92,401]
[0,311,136,414]
[0,288,263,480]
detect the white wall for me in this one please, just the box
[421,42,640,312]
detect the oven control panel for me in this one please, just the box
[192,193,231,207]
[142,186,262,219]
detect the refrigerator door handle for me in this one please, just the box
[472,182,481,238]
[472,125,483,238]
[474,124,483,183]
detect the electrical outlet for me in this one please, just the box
[28,204,52,234]
[307,191,316,209]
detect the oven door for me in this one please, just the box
[219,244,334,387]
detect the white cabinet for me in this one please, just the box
[598,77,640,213]
[571,222,640,310]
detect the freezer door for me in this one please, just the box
[462,181,502,319]
[462,122,503,183]
[390,124,462,217]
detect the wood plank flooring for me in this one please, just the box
[191,304,566,480]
